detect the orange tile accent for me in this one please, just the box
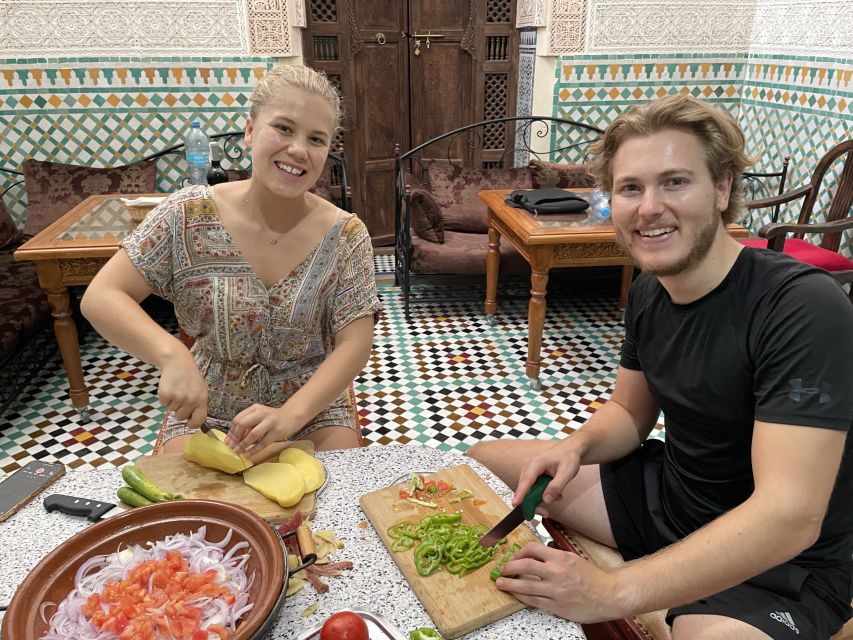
[586,64,596,78]
[1,70,14,86]
[107,94,120,107]
[193,93,206,106]
[657,87,667,97]
[78,95,92,107]
[677,63,688,77]
[839,98,847,112]
[32,69,44,86]
[74,431,94,442]
[451,355,467,363]
[253,68,265,80]
[562,64,573,80]
[590,401,603,410]
[173,68,184,84]
[164,94,178,106]
[799,94,807,105]
[702,86,713,97]
[610,64,619,77]
[144,68,156,83]
[584,88,596,100]
[818,96,827,108]
[725,86,736,97]
[559,88,569,101]
[782,91,790,102]
[818,68,826,83]
[656,63,665,76]
[48,95,61,107]
[199,68,211,84]
[550,350,565,357]
[633,88,643,98]
[87,68,100,83]
[59,68,72,85]
[609,88,619,99]
[116,68,128,84]
[700,62,710,78]
[226,68,237,83]
[135,93,149,106]
[19,96,32,108]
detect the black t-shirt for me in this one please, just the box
[621,248,853,568]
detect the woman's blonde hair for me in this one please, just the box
[589,94,754,224]
[249,63,343,134]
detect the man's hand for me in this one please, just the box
[495,543,623,624]
[158,350,208,429]
[225,404,300,458]
[513,440,582,516]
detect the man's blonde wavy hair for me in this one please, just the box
[589,94,754,224]
[249,63,343,134]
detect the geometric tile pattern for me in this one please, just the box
[0,57,272,226]
[514,29,538,167]
[0,1,249,57]
[0,270,667,475]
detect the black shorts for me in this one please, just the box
[600,439,853,639]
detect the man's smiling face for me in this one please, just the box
[609,128,732,277]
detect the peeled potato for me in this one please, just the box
[183,429,252,474]
[278,447,325,492]
[243,462,306,507]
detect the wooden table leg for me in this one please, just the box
[484,225,501,325]
[526,268,549,390]
[618,264,634,308]
[46,286,90,418]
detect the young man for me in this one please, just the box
[467,95,853,639]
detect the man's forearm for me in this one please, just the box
[570,399,653,466]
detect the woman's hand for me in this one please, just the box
[495,543,622,623]
[513,439,582,517]
[158,350,208,429]
[225,404,300,459]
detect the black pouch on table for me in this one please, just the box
[506,187,590,215]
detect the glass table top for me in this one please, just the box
[59,197,144,242]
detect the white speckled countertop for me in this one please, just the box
[0,445,585,639]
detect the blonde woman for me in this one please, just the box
[82,64,380,460]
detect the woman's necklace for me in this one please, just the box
[245,196,286,245]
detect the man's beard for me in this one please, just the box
[619,211,720,277]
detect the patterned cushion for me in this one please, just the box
[409,187,444,244]
[22,159,157,237]
[0,245,50,361]
[529,159,596,189]
[427,163,532,233]
[0,198,19,248]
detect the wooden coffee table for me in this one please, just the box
[479,189,748,390]
[14,194,165,420]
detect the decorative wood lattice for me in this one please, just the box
[483,73,508,149]
[487,0,511,23]
[328,74,345,154]
[487,36,509,60]
[313,36,339,60]
[310,0,337,23]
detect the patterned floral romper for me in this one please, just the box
[121,185,382,444]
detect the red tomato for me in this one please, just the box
[319,611,369,640]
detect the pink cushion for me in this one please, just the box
[529,159,596,189]
[741,238,853,272]
[427,163,532,234]
[22,159,157,237]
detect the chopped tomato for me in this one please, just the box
[437,481,451,492]
[399,489,410,499]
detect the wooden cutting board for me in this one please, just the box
[359,463,541,639]
[134,440,318,524]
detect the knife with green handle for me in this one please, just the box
[478,474,552,547]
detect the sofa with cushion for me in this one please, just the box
[394,115,603,317]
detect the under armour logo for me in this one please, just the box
[787,378,831,403]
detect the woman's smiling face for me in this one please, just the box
[245,86,336,200]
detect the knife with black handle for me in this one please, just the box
[43,494,128,522]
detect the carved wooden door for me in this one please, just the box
[304,0,519,246]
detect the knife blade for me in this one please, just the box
[43,494,129,522]
[478,474,552,547]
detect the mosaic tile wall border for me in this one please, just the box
[550,52,852,257]
[0,57,273,225]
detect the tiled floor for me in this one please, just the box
[0,261,661,475]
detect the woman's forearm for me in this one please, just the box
[81,287,189,369]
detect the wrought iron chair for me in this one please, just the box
[744,139,853,301]
[393,116,604,319]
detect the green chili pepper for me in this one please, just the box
[414,542,443,576]
[391,534,416,551]
[490,542,522,581]
[387,520,417,539]
[409,628,445,640]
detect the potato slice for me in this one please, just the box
[183,429,253,474]
[243,462,306,507]
[278,447,325,492]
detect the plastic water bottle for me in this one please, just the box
[588,188,611,225]
[184,120,211,185]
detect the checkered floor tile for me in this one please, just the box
[0,269,663,475]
